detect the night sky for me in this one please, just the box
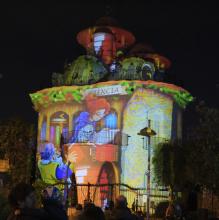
[0,1,218,124]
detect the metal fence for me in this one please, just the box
[64,182,169,213]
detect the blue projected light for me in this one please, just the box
[104,113,117,129]
[41,122,46,141]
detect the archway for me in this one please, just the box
[97,162,118,207]
[50,111,69,146]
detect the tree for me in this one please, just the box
[186,103,219,194]
[153,102,219,200]
[153,140,186,200]
[0,117,36,187]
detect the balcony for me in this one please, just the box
[64,143,118,163]
[61,129,129,163]
[61,129,129,146]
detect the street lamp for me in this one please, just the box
[138,119,156,220]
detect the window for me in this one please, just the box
[40,117,47,141]
[104,111,117,129]
[50,112,69,145]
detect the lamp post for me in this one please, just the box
[138,119,156,220]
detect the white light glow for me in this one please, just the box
[76,169,88,177]
[77,176,84,184]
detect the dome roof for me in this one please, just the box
[115,57,156,81]
[121,57,147,68]
[145,53,171,69]
[129,43,155,55]
[77,17,135,50]
[64,55,108,85]
[94,27,113,34]
[128,43,171,70]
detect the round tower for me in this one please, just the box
[30,17,193,208]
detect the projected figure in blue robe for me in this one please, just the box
[38,142,74,186]
[70,94,119,144]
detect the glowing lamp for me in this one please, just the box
[137,127,156,137]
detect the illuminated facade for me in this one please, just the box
[30,17,193,205]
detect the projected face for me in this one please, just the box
[90,109,106,122]
[70,95,112,143]
[78,124,95,142]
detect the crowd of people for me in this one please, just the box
[6,181,194,220]
[6,182,147,220]
[7,183,67,220]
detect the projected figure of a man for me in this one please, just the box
[70,94,112,143]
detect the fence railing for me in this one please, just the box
[54,182,169,212]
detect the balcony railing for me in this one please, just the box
[61,129,130,146]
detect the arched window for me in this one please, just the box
[50,112,69,145]
[101,110,118,144]
[104,110,118,129]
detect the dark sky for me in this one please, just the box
[0,1,218,124]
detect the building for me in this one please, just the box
[30,17,193,207]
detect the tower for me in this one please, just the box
[30,17,193,207]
